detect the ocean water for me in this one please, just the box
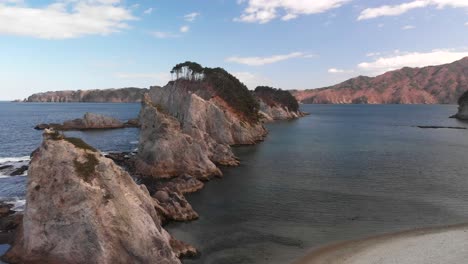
[0,102,140,208]
[166,104,468,264]
[1,102,468,264]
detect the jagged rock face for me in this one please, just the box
[136,94,222,179]
[26,88,147,103]
[258,100,303,121]
[35,113,138,131]
[148,82,267,146]
[136,80,269,180]
[293,57,468,104]
[3,131,181,264]
[453,91,468,120]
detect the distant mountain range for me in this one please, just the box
[24,88,147,103]
[293,57,468,104]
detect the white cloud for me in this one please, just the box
[358,0,468,20]
[328,68,353,73]
[357,49,468,75]
[232,72,272,89]
[226,52,312,66]
[0,0,23,3]
[366,52,381,57]
[151,26,190,39]
[150,31,180,39]
[180,26,190,33]
[236,0,350,24]
[143,8,153,15]
[402,25,415,30]
[465,22,468,26]
[184,12,200,22]
[0,0,136,39]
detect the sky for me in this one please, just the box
[0,0,467,100]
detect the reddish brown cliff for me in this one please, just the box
[293,57,468,104]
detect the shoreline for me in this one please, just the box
[293,223,468,264]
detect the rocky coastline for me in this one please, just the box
[34,112,139,130]
[24,88,147,103]
[0,62,306,263]
[450,90,468,120]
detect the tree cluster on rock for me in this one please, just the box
[171,61,260,123]
[254,86,299,112]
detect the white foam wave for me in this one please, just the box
[8,199,26,211]
[130,141,138,145]
[0,156,30,164]
[1,198,26,212]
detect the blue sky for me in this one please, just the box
[0,0,467,100]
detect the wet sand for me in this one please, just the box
[293,223,468,264]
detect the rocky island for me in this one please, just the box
[34,113,139,130]
[25,88,147,103]
[451,90,468,120]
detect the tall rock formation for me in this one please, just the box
[136,94,223,179]
[293,57,468,104]
[451,91,468,120]
[254,86,304,121]
[136,63,267,180]
[26,88,147,103]
[3,131,181,264]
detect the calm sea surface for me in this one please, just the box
[1,102,468,263]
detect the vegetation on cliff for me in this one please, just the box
[254,86,299,112]
[458,90,468,105]
[293,57,468,104]
[171,61,260,122]
[26,87,147,103]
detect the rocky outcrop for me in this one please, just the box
[0,165,28,176]
[2,131,183,264]
[254,86,304,121]
[293,57,468,104]
[136,94,223,180]
[0,202,22,244]
[451,91,468,120]
[106,152,202,224]
[136,79,270,179]
[258,100,304,121]
[35,112,139,130]
[26,88,147,103]
[148,82,267,146]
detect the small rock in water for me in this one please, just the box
[0,165,13,171]
[10,165,28,176]
[417,125,466,129]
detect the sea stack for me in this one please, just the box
[136,62,267,180]
[451,91,468,120]
[3,130,181,264]
[254,86,305,121]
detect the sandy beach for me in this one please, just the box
[293,223,468,264]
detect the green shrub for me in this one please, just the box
[254,86,299,112]
[64,137,97,152]
[73,153,99,182]
[171,62,260,122]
